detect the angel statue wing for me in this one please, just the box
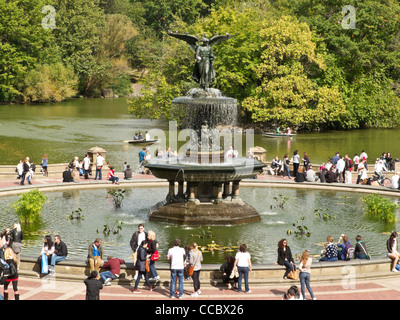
[209,33,234,47]
[167,31,199,51]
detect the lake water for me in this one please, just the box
[0,98,400,170]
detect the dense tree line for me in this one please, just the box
[1,0,400,131]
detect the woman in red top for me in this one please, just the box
[107,167,119,184]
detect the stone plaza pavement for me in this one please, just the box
[8,274,400,300]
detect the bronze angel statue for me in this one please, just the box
[167,31,233,90]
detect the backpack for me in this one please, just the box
[345,243,354,260]
[0,261,10,285]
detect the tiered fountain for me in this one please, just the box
[145,32,265,225]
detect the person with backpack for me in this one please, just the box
[337,234,354,261]
[2,248,19,300]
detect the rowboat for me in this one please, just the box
[123,139,159,145]
[262,132,296,138]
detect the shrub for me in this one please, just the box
[362,194,399,223]
[12,189,48,224]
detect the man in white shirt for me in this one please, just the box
[336,156,345,183]
[167,239,186,299]
[390,172,400,189]
[305,165,318,182]
[83,154,91,179]
[95,152,105,180]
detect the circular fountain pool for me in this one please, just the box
[0,184,398,264]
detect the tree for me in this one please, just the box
[0,0,57,102]
[51,0,106,95]
[242,15,350,130]
[23,62,78,103]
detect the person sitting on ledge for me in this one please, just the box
[326,166,337,183]
[49,235,68,275]
[62,166,72,182]
[305,165,318,182]
[319,235,338,262]
[124,165,132,180]
[387,232,400,272]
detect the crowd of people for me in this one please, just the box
[2,218,400,300]
[267,149,400,189]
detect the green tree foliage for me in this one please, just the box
[51,0,106,95]
[242,15,350,130]
[277,0,400,129]
[0,0,57,102]
[23,63,78,103]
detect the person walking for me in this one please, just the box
[298,250,316,300]
[167,239,186,299]
[133,241,154,293]
[233,243,252,294]
[189,242,203,297]
[130,224,148,281]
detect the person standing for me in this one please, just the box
[277,239,295,280]
[292,150,300,178]
[9,223,23,271]
[87,238,103,272]
[130,224,148,280]
[167,238,186,299]
[3,248,19,300]
[84,270,103,300]
[360,150,368,171]
[283,154,291,179]
[83,154,91,179]
[20,157,31,185]
[41,154,48,176]
[189,242,203,297]
[233,243,252,294]
[147,230,160,281]
[298,250,316,300]
[95,152,105,180]
[302,152,310,172]
[49,235,68,275]
[356,158,367,184]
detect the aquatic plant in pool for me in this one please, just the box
[362,194,399,224]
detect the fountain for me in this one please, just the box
[145,32,265,225]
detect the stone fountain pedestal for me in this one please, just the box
[145,88,265,225]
